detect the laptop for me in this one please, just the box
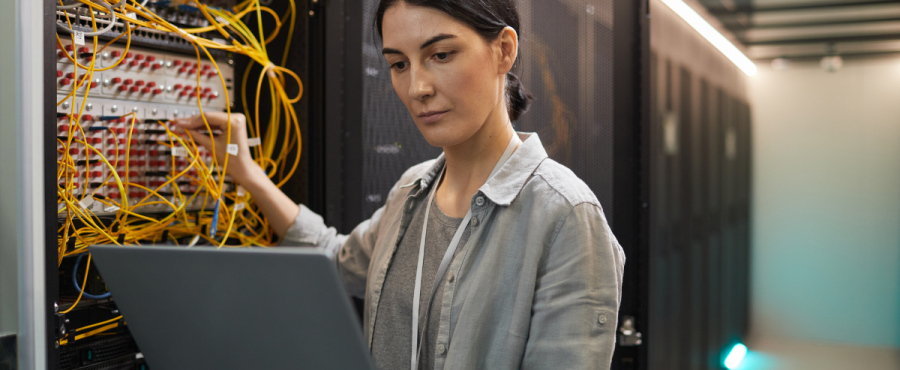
[90,245,374,370]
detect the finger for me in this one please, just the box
[170,115,197,129]
[184,128,214,151]
[174,113,222,131]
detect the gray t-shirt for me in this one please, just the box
[371,194,471,370]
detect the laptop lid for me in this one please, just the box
[89,245,374,370]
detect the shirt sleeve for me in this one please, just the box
[521,202,626,369]
[279,180,404,298]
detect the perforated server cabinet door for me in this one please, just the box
[648,54,751,370]
[322,0,649,369]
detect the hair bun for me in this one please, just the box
[506,72,533,121]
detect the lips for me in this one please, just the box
[418,110,449,124]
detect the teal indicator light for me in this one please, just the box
[724,343,747,369]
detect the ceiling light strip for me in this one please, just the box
[661,0,758,76]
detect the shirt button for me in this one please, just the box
[475,196,485,206]
[436,344,446,355]
[447,273,455,283]
[598,314,608,325]
[407,201,415,210]
[471,216,479,227]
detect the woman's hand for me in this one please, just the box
[173,112,299,238]
[172,112,260,186]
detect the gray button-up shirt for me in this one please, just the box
[283,132,626,369]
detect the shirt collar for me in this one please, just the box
[480,132,547,205]
[402,132,548,206]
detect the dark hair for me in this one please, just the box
[376,0,534,121]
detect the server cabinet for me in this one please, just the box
[648,51,752,370]
[43,1,315,368]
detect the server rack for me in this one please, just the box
[648,50,752,370]
[42,1,315,368]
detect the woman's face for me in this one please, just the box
[381,3,510,148]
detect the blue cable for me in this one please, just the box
[72,253,112,299]
[210,199,220,237]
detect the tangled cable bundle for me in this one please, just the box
[56,0,302,320]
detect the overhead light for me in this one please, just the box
[820,55,843,73]
[724,343,748,369]
[771,58,790,70]
[660,0,758,76]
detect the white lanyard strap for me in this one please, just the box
[410,134,519,370]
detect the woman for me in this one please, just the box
[174,0,625,368]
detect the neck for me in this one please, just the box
[436,109,520,217]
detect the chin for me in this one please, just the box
[415,118,475,149]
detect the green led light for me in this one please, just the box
[724,343,747,369]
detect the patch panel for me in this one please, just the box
[56,42,235,218]
[55,107,222,217]
[56,41,233,110]
[55,1,237,58]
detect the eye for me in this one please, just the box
[434,52,454,61]
[391,61,408,71]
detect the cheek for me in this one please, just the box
[440,55,499,114]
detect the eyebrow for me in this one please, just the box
[381,33,457,55]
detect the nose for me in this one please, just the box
[407,64,434,102]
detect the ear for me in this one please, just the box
[495,26,518,75]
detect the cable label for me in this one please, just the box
[172,146,188,157]
[226,144,239,156]
[234,202,245,211]
[236,185,246,197]
[79,196,94,210]
[74,31,85,46]
[103,205,120,213]
[174,28,197,43]
[247,137,261,147]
